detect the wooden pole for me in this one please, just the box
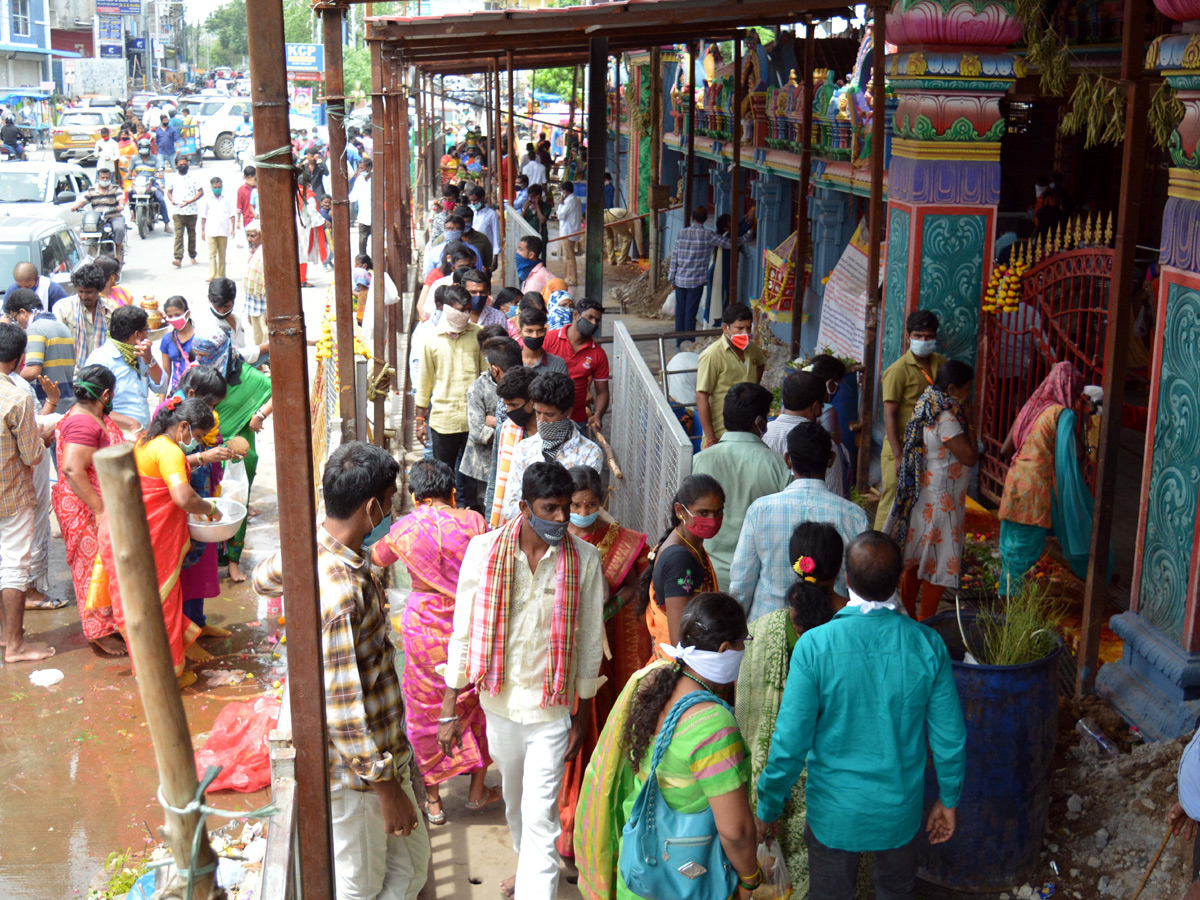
[245,6,334,895]
[683,41,697,223]
[729,30,743,308]
[93,443,219,899]
[855,4,888,491]
[507,51,516,217]
[386,56,402,411]
[483,68,492,199]
[322,3,358,441]
[648,45,662,291]
[568,63,579,173]
[586,37,608,302]
[614,55,622,207]
[371,41,387,446]
[1077,0,1148,696]
[495,57,506,284]
[790,15,815,359]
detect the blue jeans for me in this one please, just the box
[673,284,705,346]
[157,151,174,171]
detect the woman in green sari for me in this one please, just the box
[735,521,839,895]
[193,330,272,582]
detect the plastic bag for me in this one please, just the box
[221,458,249,507]
[659,291,676,316]
[752,839,793,900]
[194,696,280,792]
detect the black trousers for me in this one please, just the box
[429,429,469,500]
[805,823,917,900]
[359,224,372,256]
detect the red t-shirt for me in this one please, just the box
[237,183,255,223]
[542,326,610,423]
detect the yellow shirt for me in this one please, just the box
[880,349,946,456]
[416,323,483,434]
[695,336,766,440]
[135,434,189,488]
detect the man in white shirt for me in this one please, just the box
[166,157,204,268]
[554,181,583,289]
[442,460,604,900]
[92,128,121,178]
[349,157,373,256]
[761,370,844,496]
[466,185,500,254]
[142,103,164,130]
[521,154,547,187]
[199,176,237,281]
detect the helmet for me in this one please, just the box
[137,138,152,155]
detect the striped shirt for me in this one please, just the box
[55,295,116,364]
[0,377,42,518]
[253,526,408,792]
[25,312,75,411]
[729,477,870,621]
[242,247,267,316]
[81,184,123,220]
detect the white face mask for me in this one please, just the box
[909,338,937,357]
[659,643,745,684]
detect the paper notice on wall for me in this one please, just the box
[815,219,884,364]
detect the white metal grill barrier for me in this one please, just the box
[607,321,694,541]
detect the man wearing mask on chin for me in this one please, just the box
[416,285,484,486]
[444,460,605,900]
[876,310,944,530]
[542,297,609,431]
[255,441,430,900]
[696,303,765,448]
[500,372,602,522]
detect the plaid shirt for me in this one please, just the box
[0,378,42,517]
[729,477,870,622]
[243,247,267,316]
[667,223,738,289]
[254,527,408,792]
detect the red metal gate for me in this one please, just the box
[979,215,1114,502]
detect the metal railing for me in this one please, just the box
[607,321,696,540]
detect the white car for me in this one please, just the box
[192,97,254,160]
[0,162,93,230]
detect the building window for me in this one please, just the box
[12,0,32,36]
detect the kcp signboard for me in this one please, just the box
[285,44,324,73]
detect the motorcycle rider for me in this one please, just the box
[234,111,254,170]
[70,167,126,258]
[0,114,25,160]
[129,138,171,232]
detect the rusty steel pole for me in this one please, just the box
[648,45,662,291]
[371,41,387,446]
[855,5,889,492]
[790,15,815,359]
[245,5,334,896]
[1077,0,1148,696]
[586,37,608,302]
[507,51,516,214]
[321,2,358,440]
[730,30,743,308]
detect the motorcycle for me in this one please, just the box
[81,210,118,260]
[234,132,254,170]
[0,140,26,162]
[130,172,158,239]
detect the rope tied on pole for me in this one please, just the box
[366,364,395,401]
[252,145,299,172]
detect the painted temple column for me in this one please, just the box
[879,0,1023,372]
[1099,1,1200,739]
[750,175,787,311]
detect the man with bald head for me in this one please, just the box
[5,262,66,311]
[754,531,967,900]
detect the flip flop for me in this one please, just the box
[465,784,503,812]
[25,595,69,610]
[423,800,446,826]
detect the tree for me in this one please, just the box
[530,66,580,105]
[202,0,313,70]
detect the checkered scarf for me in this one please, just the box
[467,514,582,707]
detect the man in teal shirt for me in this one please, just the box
[691,381,790,590]
[754,531,966,899]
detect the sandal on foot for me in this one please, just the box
[423,800,446,826]
[25,595,69,610]
[465,784,503,811]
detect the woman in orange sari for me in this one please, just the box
[557,465,653,859]
[96,397,221,689]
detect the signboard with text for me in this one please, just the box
[815,219,884,363]
[285,43,324,73]
[98,15,122,41]
[118,0,141,14]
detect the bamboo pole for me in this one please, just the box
[648,45,662,291]
[855,5,889,492]
[729,30,743,308]
[494,56,506,284]
[93,443,219,899]
[790,15,815,359]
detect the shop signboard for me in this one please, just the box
[285,43,323,73]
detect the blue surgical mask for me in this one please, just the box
[469,202,482,212]
[910,338,937,357]
[181,438,199,453]
[363,511,393,551]
[570,510,599,528]
[505,306,519,320]
[443,229,462,243]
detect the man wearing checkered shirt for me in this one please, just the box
[254,441,429,900]
[667,205,754,342]
[241,222,267,345]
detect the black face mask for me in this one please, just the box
[507,405,534,428]
[524,335,545,352]
[575,317,599,339]
[470,293,487,312]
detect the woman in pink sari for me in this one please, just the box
[371,459,501,824]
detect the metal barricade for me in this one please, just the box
[607,321,695,539]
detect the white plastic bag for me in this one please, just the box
[659,290,676,316]
[222,459,250,507]
[754,838,793,899]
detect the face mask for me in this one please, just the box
[167,314,188,331]
[469,202,482,211]
[211,309,233,331]
[443,199,455,211]
[729,333,750,351]
[538,418,574,446]
[444,307,471,333]
[660,643,745,684]
[98,179,111,188]
[177,165,189,174]
[507,404,534,428]
[505,306,519,320]
[910,338,937,357]
[212,187,223,197]
[443,229,462,242]
[524,335,545,353]
[526,510,568,545]
[683,505,722,539]
[181,438,199,453]
[515,253,538,282]
[570,510,600,528]
[470,294,488,312]
[575,317,599,339]
[362,512,393,550]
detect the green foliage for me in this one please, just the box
[1059,73,1125,149]
[86,848,148,899]
[531,67,580,105]
[1150,81,1187,153]
[344,46,372,95]
[202,0,313,69]
[967,579,1062,667]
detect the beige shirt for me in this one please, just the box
[415,323,483,433]
[445,528,606,725]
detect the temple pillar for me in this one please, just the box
[879,1,1022,372]
[750,175,788,311]
[1099,4,1200,739]
[803,185,857,351]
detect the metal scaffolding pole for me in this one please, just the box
[586,37,608,302]
[790,15,815,359]
[648,45,662,291]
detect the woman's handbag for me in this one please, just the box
[619,688,739,900]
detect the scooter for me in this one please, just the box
[81,210,119,260]
[130,172,158,239]
[0,141,26,162]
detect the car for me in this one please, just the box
[127,91,157,120]
[0,216,85,301]
[0,163,93,229]
[52,108,126,163]
[192,97,253,159]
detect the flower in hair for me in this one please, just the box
[792,555,817,581]
[165,395,183,411]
